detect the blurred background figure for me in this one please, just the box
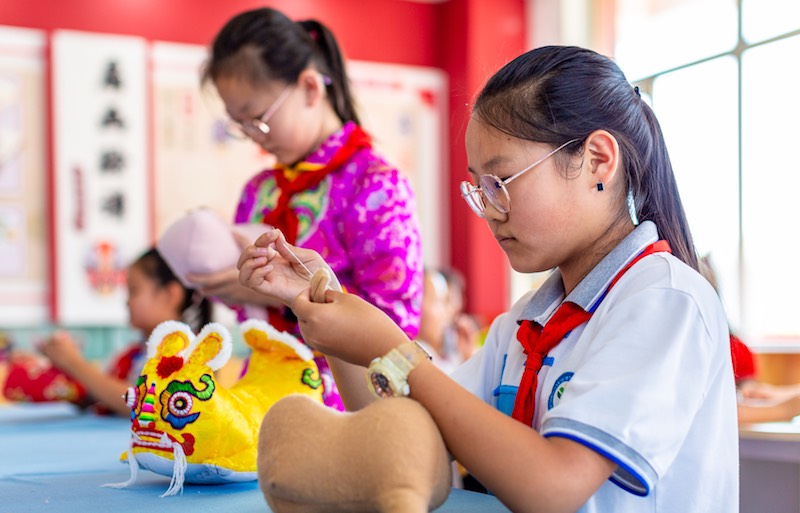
[2,248,211,416]
[417,268,460,374]
[417,267,483,375]
[439,268,483,363]
[700,255,800,424]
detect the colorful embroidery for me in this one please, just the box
[302,368,323,389]
[110,319,324,497]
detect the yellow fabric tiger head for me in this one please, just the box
[109,319,323,496]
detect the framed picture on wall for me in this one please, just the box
[150,41,273,237]
[0,26,48,326]
[348,60,447,267]
[51,30,149,325]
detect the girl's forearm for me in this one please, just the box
[61,359,130,416]
[325,356,376,411]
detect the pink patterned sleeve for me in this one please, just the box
[233,170,269,224]
[341,165,423,339]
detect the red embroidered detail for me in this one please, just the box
[157,356,184,378]
[180,433,195,456]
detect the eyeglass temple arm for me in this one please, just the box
[260,86,293,122]
[502,138,580,187]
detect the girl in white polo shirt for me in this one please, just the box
[238,45,738,513]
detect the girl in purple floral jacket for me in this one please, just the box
[191,7,423,410]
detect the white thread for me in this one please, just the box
[102,444,139,489]
[280,241,336,291]
[160,441,187,497]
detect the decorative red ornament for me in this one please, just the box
[157,356,184,378]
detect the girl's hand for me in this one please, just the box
[186,267,282,308]
[185,229,284,309]
[38,331,85,374]
[740,380,800,403]
[237,229,338,306]
[291,289,408,367]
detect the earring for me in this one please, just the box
[627,188,639,226]
[596,182,604,192]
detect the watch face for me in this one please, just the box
[369,371,394,398]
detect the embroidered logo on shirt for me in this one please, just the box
[547,371,574,410]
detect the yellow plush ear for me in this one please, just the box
[240,319,314,362]
[184,322,232,371]
[146,320,194,360]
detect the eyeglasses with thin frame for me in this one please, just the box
[460,138,580,218]
[224,86,292,140]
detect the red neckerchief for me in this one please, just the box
[511,240,672,426]
[261,125,372,243]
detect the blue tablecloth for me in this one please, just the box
[0,403,510,512]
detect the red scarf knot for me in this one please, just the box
[262,125,372,244]
[525,354,543,372]
[510,239,671,427]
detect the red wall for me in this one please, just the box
[0,0,527,325]
[440,0,526,324]
[0,0,438,66]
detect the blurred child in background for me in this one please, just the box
[439,268,483,362]
[4,248,211,416]
[700,255,800,424]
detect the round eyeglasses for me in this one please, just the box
[224,86,292,140]
[460,138,580,218]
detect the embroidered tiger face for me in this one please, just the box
[118,320,323,495]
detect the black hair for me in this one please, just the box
[131,248,213,333]
[202,7,360,125]
[473,45,698,270]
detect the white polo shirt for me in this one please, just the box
[451,221,738,512]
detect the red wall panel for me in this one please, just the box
[0,0,438,66]
[439,0,526,324]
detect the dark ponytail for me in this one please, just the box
[473,45,698,270]
[202,8,360,125]
[296,19,360,125]
[131,248,213,333]
[634,103,698,270]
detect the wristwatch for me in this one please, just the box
[367,341,432,398]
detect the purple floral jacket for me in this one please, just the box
[234,122,423,338]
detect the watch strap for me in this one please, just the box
[395,341,432,368]
[367,341,432,398]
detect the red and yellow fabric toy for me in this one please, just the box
[107,319,323,496]
[3,358,87,404]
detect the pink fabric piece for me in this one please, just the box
[156,208,268,289]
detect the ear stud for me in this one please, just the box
[596,182,604,192]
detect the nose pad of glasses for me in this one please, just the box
[460,181,486,218]
[254,121,271,135]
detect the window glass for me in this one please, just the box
[615,0,738,80]
[652,56,740,325]
[742,0,800,44]
[741,35,800,339]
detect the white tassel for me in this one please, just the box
[160,441,187,497]
[103,445,139,489]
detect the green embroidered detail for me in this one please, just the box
[302,368,323,389]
